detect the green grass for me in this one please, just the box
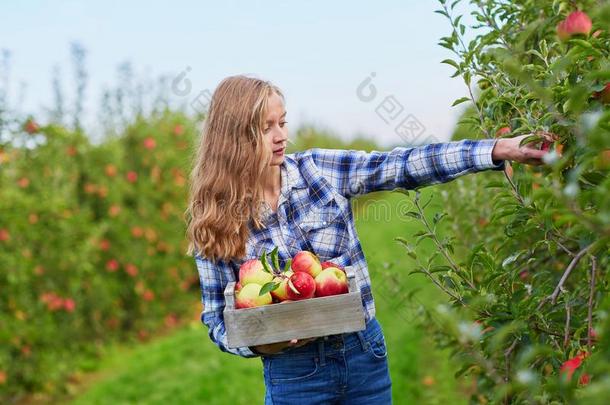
[67,190,467,405]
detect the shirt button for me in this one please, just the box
[331,341,342,349]
[322,221,327,225]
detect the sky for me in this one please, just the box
[1,0,476,147]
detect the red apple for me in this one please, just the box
[239,259,273,286]
[560,352,587,381]
[320,261,345,272]
[17,178,30,188]
[495,126,511,137]
[270,270,293,301]
[106,259,119,272]
[557,11,592,41]
[286,272,316,300]
[173,124,184,135]
[235,283,272,309]
[24,118,40,134]
[315,267,349,297]
[63,298,76,312]
[143,137,156,150]
[125,263,138,277]
[291,251,322,278]
[594,83,610,104]
[105,164,117,177]
[143,290,155,301]
[126,171,138,183]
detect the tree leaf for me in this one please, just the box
[452,97,472,107]
[441,59,460,69]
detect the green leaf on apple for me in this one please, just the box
[283,258,292,273]
[259,281,279,296]
[270,246,280,272]
[260,250,272,274]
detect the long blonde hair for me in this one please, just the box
[185,75,285,263]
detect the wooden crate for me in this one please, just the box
[223,266,366,348]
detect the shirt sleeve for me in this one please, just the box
[195,254,259,358]
[306,138,505,198]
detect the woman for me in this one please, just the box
[186,75,549,404]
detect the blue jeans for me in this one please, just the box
[260,317,392,404]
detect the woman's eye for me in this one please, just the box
[280,121,287,128]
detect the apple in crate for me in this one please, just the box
[270,270,294,301]
[321,261,345,272]
[286,271,316,300]
[235,283,272,309]
[291,251,322,278]
[315,267,348,297]
[239,258,273,286]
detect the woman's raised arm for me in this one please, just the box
[301,134,549,199]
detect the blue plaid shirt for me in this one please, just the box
[195,139,505,358]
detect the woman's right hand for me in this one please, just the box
[252,337,317,355]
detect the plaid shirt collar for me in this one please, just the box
[281,154,307,195]
[261,154,307,222]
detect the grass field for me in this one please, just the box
[66,190,468,405]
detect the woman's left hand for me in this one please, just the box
[492,132,557,166]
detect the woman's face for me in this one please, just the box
[262,91,288,166]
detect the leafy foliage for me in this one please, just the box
[398,1,610,402]
[0,111,199,401]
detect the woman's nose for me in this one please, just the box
[274,132,287,144]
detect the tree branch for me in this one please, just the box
[537,244,593,310]
[587,256,597,351]
[563,301,571,348]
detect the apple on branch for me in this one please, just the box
[557,11,592,41]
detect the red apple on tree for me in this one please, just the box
[495,126,511,137]
[557,11,593,41]
[23,118,40,134]
[291,251,322,278]
[594,83,610,104]
[315,267,348,297]
[126,171,138,183]
[143,137,156,150]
